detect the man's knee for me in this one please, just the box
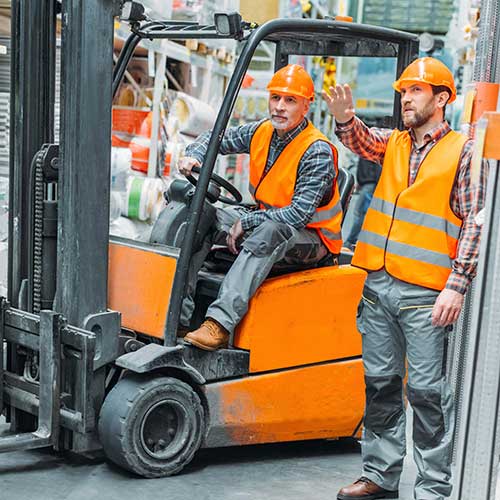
[364,374,404,433]
[242,220,295,257]
[408,385,445,449]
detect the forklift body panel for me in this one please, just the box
[108,237,179,339]
[202,359,364,448]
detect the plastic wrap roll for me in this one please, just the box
[122,176,164,222]
[110,147,132,191]
[170,92,215,137]
[0,176,8,242]
[0,241,7,296]
[109,191,123,223]
[110,216,152,242]
[163,141,184,177]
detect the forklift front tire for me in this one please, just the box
[98,373,205,478]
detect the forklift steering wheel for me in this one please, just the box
[186,165,243,205]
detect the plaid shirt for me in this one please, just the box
[335,116,488,294]
[185,118,335,231]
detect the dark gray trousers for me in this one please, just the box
[180,207,328,333]
[358,270,454,500]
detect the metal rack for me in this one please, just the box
[451,111,500,500]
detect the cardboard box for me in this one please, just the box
[239,0,279,25]
[0,14,9,36]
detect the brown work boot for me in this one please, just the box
[184,318,229,351]
[337,477,398,500]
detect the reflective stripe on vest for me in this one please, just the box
[357,229,452,269]
[310,199,343,223]
[249,120,343,253]
[370,196,462,240]
[352,128,468,290]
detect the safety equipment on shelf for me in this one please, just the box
[266,64,315,102]
[392,57,457,103]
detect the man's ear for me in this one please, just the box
[436,91,450,109]
[303,98,311,115]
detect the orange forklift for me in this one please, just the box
[1,0,418,478]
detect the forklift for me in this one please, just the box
[1,0,418,478]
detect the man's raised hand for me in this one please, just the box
[321,84,356,124]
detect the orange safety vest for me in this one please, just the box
[249,120,342,254]
[352,128,468,290]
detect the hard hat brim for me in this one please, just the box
[267,86,315,102]
[392,78,456,103]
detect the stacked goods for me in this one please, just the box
[112,107,171,175]
[0,0,9,36]
[363,0,454,35]
[121,175,164,223]
[168,92,215,137]
[172,0,202,20]
[240,0,279,24]
[0,175,8,296]
[140,0,173,19]
[234,91,268,121]
[109,147,167,242]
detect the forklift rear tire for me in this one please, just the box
[98,373,205,478]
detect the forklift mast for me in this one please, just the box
[9,0,57,309]
[10,0,120,324]
[6,0,121,451]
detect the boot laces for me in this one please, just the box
[356,477,372,484]
[205,318,225,337]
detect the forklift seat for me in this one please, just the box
[337,167,355,224]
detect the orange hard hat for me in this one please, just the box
[393,57,457,103]
[267,64,315,102]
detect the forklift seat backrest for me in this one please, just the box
[337,167,355,222]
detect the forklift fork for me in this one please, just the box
[0,298,61,451]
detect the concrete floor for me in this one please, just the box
[0,422,419,500]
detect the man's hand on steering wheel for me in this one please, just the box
[178,156,201,176]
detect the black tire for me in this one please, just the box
[98,374,205,478]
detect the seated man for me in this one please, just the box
[178,64,343,351]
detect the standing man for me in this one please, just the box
[178,64,343,350]
[322,57,488,500]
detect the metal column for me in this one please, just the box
[452,155,500,500]
[8,0,56,307]
[473,0,500,83]
[55,0,120,451]
[450,0,500,498]
[55,0,118,326]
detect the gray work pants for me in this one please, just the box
[180,207,329,333]
[358,270,454,500]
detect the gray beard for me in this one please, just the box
[270,117,290,130]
